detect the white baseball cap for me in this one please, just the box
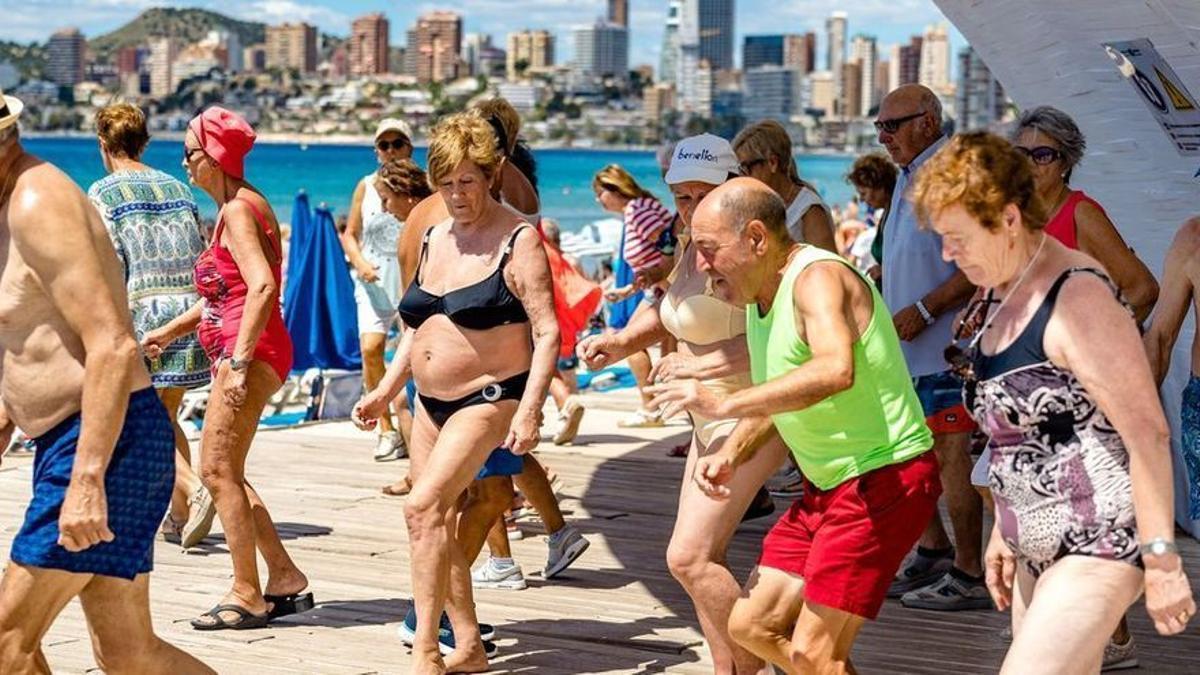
[0,87,24,132]
[374,118,413,143]
[664,133,740,186]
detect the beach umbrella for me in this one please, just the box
[606,225,644,330]
[283,194,361,371]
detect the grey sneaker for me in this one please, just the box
[1101,635,1138,671]
[888,547,954,597]
[543,525,590,579]
[471,558,528,590]
[900,570,993,611]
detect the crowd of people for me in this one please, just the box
[0,77,1195,675]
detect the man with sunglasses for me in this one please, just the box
[875,84,988,611]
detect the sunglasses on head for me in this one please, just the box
[1015,145,1062,165]
[376,138,409,152]
[943,295,999,382]
[873,111,925,134]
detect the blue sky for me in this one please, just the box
[8,0,965,75]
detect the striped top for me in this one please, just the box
[621,196,673,274]
[88,169,211,389]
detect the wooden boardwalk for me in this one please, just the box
[1,394,1198,674]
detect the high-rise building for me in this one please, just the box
[198,30,240,72]
[850,34,878,117]
[406,11,463,83]
[462,33,489,76]
[956,46,1008,131]
[743,65,798,122]
[806,70,835,116]
[116,46,143,78]
[173,43,224,88]
[743,35,784,71]
[919,23,951,91]
[875,59,891,106]
[148,38,180,99]
[643,82,676,121]
[677,0,704,112]
[507,30,555,80]
[572,21,628,82]
[696,0,735,71]
[266,23,318,73]
[243,45,267,73]
[608,0,629,27]
[840,62,862,119]
[826,12,847,101]
[660,0,682,85]
[899,36,923,87]
[783,33,816,74]
[477,46,507,78]
[350,13,390,76]
[46,28,85,86]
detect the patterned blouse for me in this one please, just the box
[89,169,211,389]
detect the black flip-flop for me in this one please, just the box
[191,604,270,631]
[264,591,315,620]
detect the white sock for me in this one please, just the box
[490,556,515,569]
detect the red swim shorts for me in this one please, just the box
[757,451,942,619]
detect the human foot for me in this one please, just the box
[444,644,490,673]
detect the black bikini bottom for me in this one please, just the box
[417,372,529,428]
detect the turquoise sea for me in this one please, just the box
[21,137,856,231]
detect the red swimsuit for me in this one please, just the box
[194,197,293,382]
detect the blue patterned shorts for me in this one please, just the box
[10,387,174,580]
[1181,377,1200,521]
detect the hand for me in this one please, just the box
[58,474,115,552]
[1144,552,1196,635]
[577,333,623,371]
[141,326,174,360]
[984,526,1014,611]
[503,409,541,455]
[351,391,387,431]
[222,365,248,409]
[634,263,669,289]
[693,450,737,499]
[952,304,985,341]
[866,265,882,283]
[893,304,930,342]
[646,378,723,421]
[356,263,380,284]
[604,285,634,302]
[649,352,704,384]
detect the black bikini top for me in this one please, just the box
[398,223,530,331]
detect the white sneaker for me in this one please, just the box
[471,558,528,590]
[617,408,664,428]
[544,525,590,579]
[553,397,585,445]
[374,432,402,462]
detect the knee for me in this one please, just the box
[92,637,158,675]
[727,598,772,649]
[666,538,712,587]
[404,489,446,538]
[198,460,238,493]
[0,623,37,664]
[360,340,385,361]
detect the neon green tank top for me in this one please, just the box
[746,246,932,490]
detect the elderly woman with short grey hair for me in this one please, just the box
[1010,105,1158,321]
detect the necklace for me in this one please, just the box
[970,234,1047,351]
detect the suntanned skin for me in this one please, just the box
[0,128,212,674]
[1145,217,1200,383]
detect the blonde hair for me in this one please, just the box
[913,131,1047,232]
[95,102,150,159]
[592,164,653,200]
[471,98,521,155]
[425,113,503,187]
[732,120,813,190]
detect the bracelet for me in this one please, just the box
[1140,537,1178,558]
[915,300,935,326]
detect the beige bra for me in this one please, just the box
[659,241,745,346]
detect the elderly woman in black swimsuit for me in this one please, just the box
[353,113,557,674]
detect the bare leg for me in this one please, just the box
[513,455,566,535]
[243,482,308,597]
[548,371,570,410]
[628,349,654,409]
[158,387,201,524]
[81,573,214,674]
[668,428,787,675]
[361,332,395,435]
[933,431,983,575]
[457,477,515,563]
[0,563,91,673]
[485,516,512,559]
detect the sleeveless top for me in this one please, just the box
[1043,190,1106,251]
[194,198,294,382]
[398,221,530,331]
[360,172,383,222]
[746,246,932,490]
[357,209,404,312]
[967,268,1139,574]
[785,186,832,244]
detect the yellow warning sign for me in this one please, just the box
[1155,67,1197,111]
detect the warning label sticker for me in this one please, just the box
[1104,38,1200,155]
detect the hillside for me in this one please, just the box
[0,41,46,80]
[89,8,266,57]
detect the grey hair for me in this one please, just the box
[919,89,943,128]
[1011,105,1086,182]
[720,186,788,240]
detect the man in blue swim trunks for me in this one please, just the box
[0,92,211,672]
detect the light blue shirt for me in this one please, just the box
[882,136,962,378]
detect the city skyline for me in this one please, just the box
[7,0,965,76]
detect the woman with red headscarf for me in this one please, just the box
[143,106,312,630]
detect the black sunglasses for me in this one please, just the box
[376,139,410,152]
[943,295,999,382]
[874,111,925,134]
[183,146,205,162]
[1014,145,1062,166]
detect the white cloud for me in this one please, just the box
[225,0,350,29]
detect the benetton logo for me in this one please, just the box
[676,147,717,162]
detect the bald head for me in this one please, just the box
[690,178,791,306]
[696,177,789,240]
[878,84,944,167]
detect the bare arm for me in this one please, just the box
[1077,201,1159,323]
[507,227,560,452]
[1144,219,1200,385]
[339,179,372,273]
[220,199,279,365]
[398,195,446,292]
[500,162,540,220]
[802,206,838,253]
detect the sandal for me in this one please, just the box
[264,591,315,620]
[666,443,689,458]
[191,604,269,631]
[381,476,412,497]
[160,514,185,544]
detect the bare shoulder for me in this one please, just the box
[8,157,96,240]
[794,258,856,295]
[407,194,448,231]
[1171,217,1200,253]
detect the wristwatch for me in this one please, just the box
[228,357,250,372]
[1140,537,1178,558]
[915,300,936,326]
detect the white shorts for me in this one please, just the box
[354,280,399,336]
